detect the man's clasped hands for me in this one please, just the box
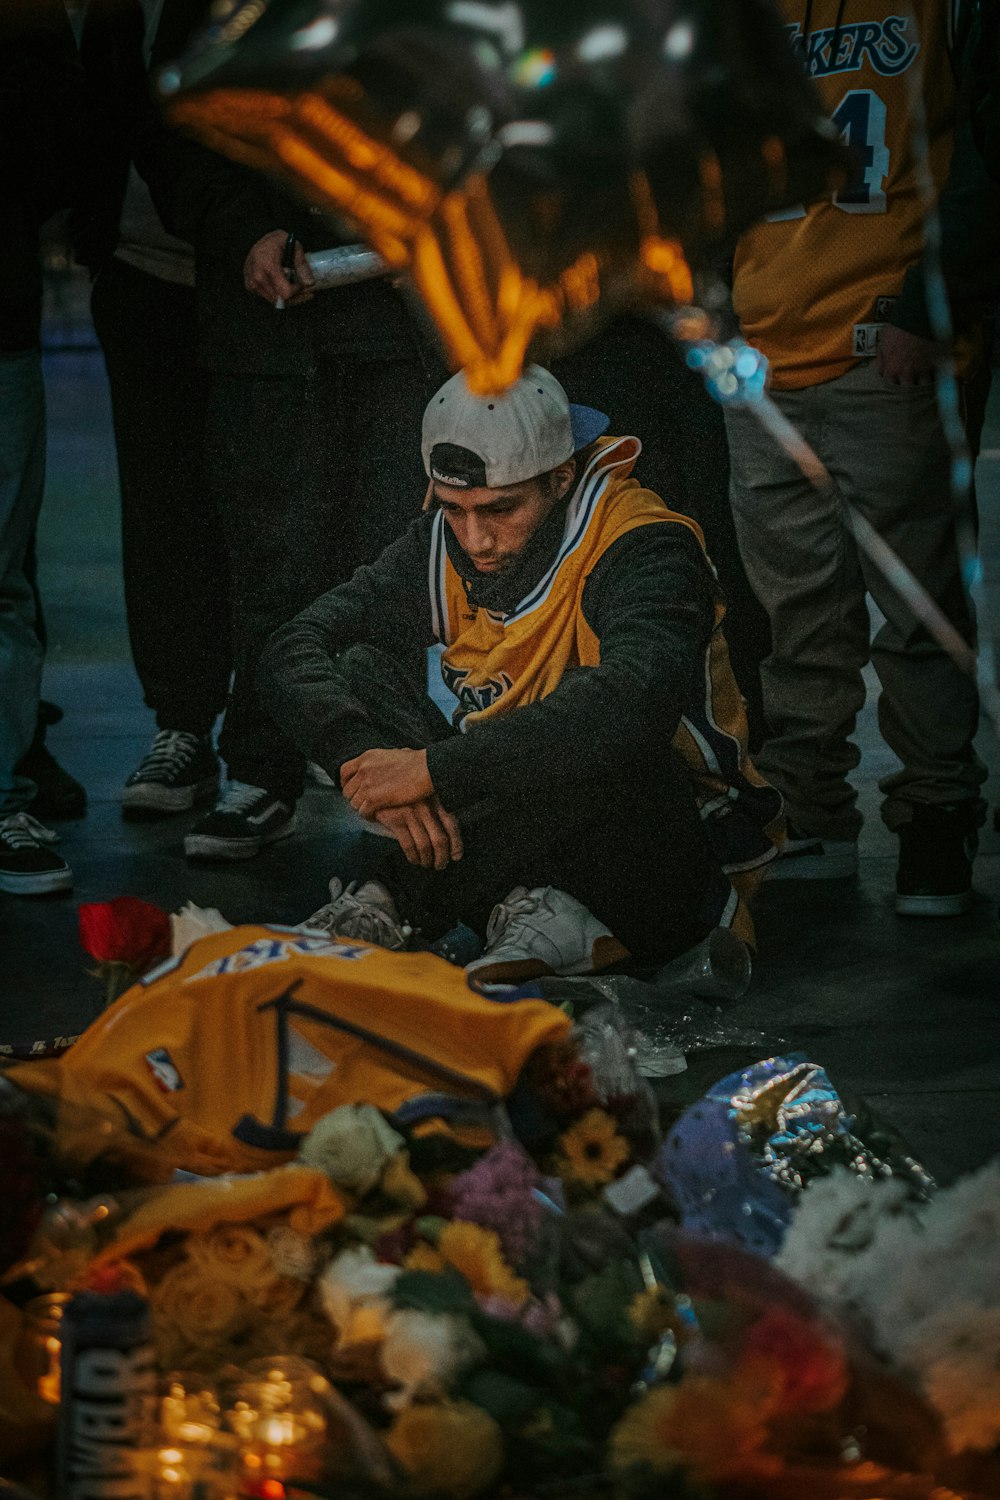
[340,749,463,870]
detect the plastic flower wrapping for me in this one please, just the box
[1,924,999,1499]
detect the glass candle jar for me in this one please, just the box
[14,1292,73,1404]
[225,1356,329,1493]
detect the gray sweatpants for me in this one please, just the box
[724,359,985,840]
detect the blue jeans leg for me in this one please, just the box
[0,349,45,815]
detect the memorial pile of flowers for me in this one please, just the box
[3,1041,999,1500]
[0,910,997,1498]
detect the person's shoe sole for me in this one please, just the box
[122,773,220,816]
[0,866,74,895]
[896,889,973,917]
[184,814,297,861]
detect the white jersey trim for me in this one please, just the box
[504,436,643,627]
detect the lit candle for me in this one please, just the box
[39,1332,63,1404]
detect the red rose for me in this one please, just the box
[739,1304,849,1414]
[79,898,171,1004]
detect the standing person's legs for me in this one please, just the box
[0,348,72,893]
[186,371,326,858]
[725,383,871,851]
[824,360,985,914]
[91,261,231,736]
[0,351,45,814]
[824,361,985,827]
[92,261,229,816]
[312,351,444,587]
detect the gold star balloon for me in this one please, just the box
[160,0,848,392]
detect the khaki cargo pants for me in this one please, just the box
[724,358,985,840]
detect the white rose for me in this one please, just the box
[380,1310,485,1410]
[300,1105,404,1194]
[318,1245,401,1341]
[267,1225,318,1281]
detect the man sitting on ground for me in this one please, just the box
[259,366,783,981]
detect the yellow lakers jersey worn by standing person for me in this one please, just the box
[734,0,959,387]
[429,436,784,935]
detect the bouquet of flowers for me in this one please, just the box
[2,920,998,1500]
[5,1049,996,1500]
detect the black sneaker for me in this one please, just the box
[122,730,220,815]
[0,812,73,895]
[896,803,979,917]
[184,781,296,860]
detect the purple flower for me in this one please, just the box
[451,1141,543,1266]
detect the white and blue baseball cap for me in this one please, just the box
[422,364,610,489]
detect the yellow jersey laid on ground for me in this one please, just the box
[9,928,572,1176]
[733,0,959,388]
[428,436,784,932]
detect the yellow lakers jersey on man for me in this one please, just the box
[733,0,958,388]
[428,437,784,930]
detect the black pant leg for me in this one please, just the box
[327,648,724,964]
[206,371,325,800]
[91,260,231,733]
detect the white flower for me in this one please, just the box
[150,1261,249,1349]
[267,1225,318,1280]
[898,1303,1000,1453]
[170,901,232,955]
[380,1310,485,1410]
[318,1245,401,1342]
[776,1168,911,1309]
[778,1159,1000,1453]
[300,1105,404,1194]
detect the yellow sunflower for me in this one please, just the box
[609,1377,771,1481]
[386,1399,504,1498]
[627,1286,676,1341]
[558,1108,631,1187]
[405,1242,447,1274]
[436,1221,530,1307]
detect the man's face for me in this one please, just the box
[432,465,573,573]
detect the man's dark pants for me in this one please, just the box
[91,259,232,734]
[205,357,438,803]
[331,646,730,965]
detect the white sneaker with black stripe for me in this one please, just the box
[122,730,220,815]
[184,781,296,860]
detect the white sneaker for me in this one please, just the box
[298,877,411,949]
[465,886,629,984]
